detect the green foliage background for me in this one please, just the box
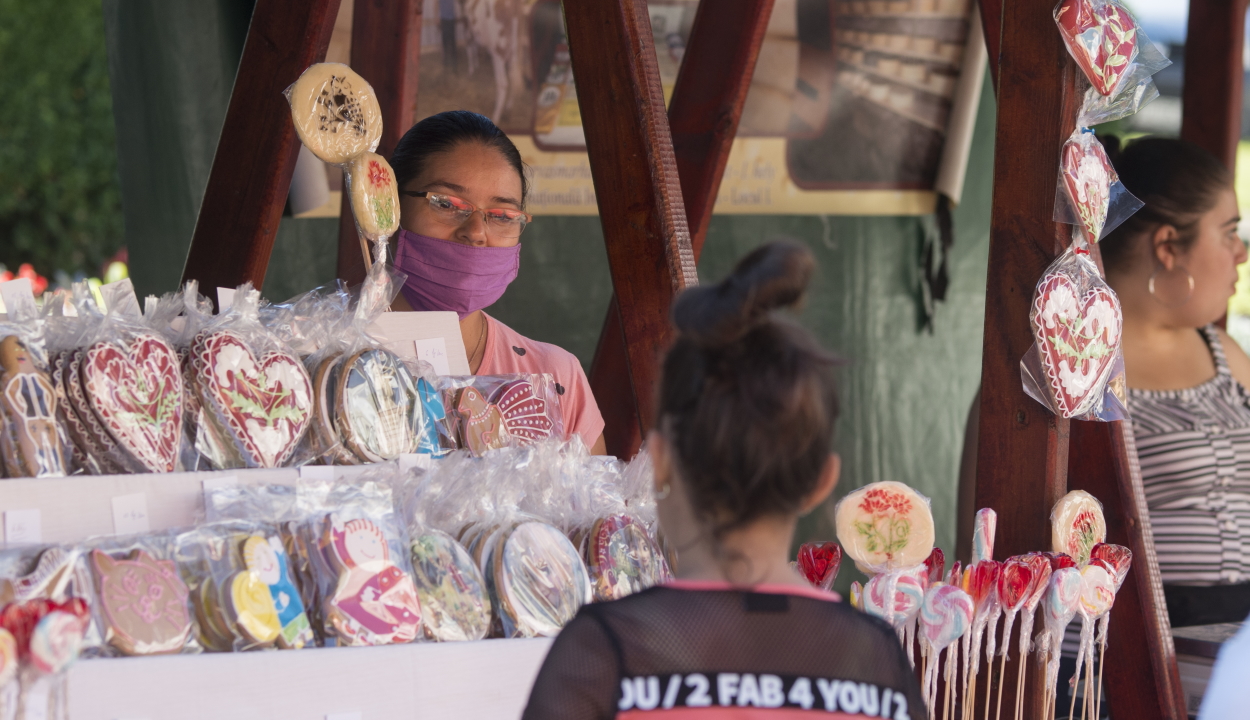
[0,0,123,279]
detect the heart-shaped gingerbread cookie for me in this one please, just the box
[81,334,184,473]
[1031,271,1122,418]
[1055,0,1139,96]
[1061,133,1114,244]
[192,331,312,468]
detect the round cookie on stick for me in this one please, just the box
[347,152,400,242]
[1050,489,1106,566]
[287,62,383,165]
[835,481,935,574]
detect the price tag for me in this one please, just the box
[111,493,150,535]
[413,337,452,375]
[4,509,41,544]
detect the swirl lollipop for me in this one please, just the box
[921,584,973,720]
[972,508,997,563]
[1068,563,1115,720]
[797,541,842,591]
[1038,567,1081,720]
[993,557,1033,720]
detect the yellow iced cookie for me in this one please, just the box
[228,571,281,646]
[347,152,400,241]
[1050,490,1106,566]
[835,481,935,573]
[288,63,382,164]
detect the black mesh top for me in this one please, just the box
[522,581,926,719]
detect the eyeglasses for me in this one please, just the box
[401,191,532,239]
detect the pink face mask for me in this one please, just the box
[393,229,521,319]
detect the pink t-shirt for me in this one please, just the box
[477,312,605,450]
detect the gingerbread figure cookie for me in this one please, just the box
[242,535,313,649]
[91,549,192,656]
[453,387,508,456]
[0,336,68,477]
[224,570,281,647]
[322,515,422,646]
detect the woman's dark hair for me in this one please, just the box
[1100,135,1231,274]
[390,110,528,204]
[657,240,839,539]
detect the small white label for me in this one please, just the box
[413,337,452,376]
[217,287,236,313]
[111,493,150,535]
[4,509,41,544]
[326,714,362,720]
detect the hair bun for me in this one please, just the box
[672,240,814,348]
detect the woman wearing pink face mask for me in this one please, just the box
[389,111,607,455]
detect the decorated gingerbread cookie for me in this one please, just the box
[409,530,491,642]
[241,535,313,649]
[335,349,421,462]
[1060,131,1115,244]
[224,570,281,647]
[288,63,383,165]
[62,349,130,473]
[493,522,588,637]
[310,352,354,464]
[1031,267,1122,419]
[347,152,400,241]
[91,549,192,656]
[81,334,184,473]
[322,515,422,646]
[453,387,508,456]
[835,481,936,573]
[1055,0,1139,96]
[586,515,665,601]
[48,350,95,473]
[191,578,234,652]
[0,336,69,478]
[7,547,92,605]
[0,628,15,686]
[191,331,313,468]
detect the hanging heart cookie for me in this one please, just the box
[1055,0,1139,96]
[91,549,191,656]
[1060,132,1115,244]
[347,152,400,241]
[82,334,184,473]
[287,63,383,164]
[1031,270,1122,418]
[0,336,69,478]
[192,331,312,468]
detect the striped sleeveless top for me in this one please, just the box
[1129,325,1250,586]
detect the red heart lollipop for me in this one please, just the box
[1046,552,1077,570]
[967,560,1000,614]
[1023,553,1053,609]
[797,542,842,590]
[924,547,945,587]
[997,558,1033,611]
[947,561,962,587]
[1090,542,1132,591]
[1055,0,1139,96]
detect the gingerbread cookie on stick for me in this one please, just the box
[287,63,382,165]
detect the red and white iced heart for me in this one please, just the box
[193,331,312,468]
[82,334,184,473]
[1061,133,1114,244]
[1032,272,1122,418]
[1055,0,1139,96]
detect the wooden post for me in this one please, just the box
[336,0,424,285]
[181,0,342,296]
[564,0,699,444]
[1181,0,1249,171]
[587,0,776,458]
[972,0,1081,716]
[979,0,1002,89]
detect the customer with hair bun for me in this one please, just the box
[1100,136,1250,627]
[522,242,924,719]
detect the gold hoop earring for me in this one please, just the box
[655,483,671,500]
[1148,265,1195,308]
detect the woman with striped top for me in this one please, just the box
[1101,136,1250,627]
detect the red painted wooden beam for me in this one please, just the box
[564,0,699,447]
[1181,0,1250,171]
[336,0,424,285]
[182,0,342,295]
[588,0,775,458]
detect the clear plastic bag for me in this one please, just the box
[1052,129,1143,244]
[833,481,937,576]
[0,282,72,479]
[1054,0,1171,111]
[1021,244,1128,421]
[188,285,315,468]
[437,373,566,456]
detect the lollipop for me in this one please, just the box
[993,557,1033,720]
[925,547,946,586]
[797,541,842,591]
[1039,567,1082,720]
[947,561,963,587]
[972,508,997,563]
[1047,552,1077,570]
[836,482,936,574]
[1068,563,1115,720]
[1012,554,1053,720]
[1089,543,1131,719]
[962,560,999,720]
[1050,490,1106,566]
[920,584,973,720]
[849,581,863,611]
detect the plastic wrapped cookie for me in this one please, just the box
[586,515,666,601]
[335,348,423,462]
[347,152,400,241]
[286,63,383,165]
[90,549,192,656]
[409,529,491,642]
[834,481,935,574]
[0,336,70,478]
[489,522,589,637]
